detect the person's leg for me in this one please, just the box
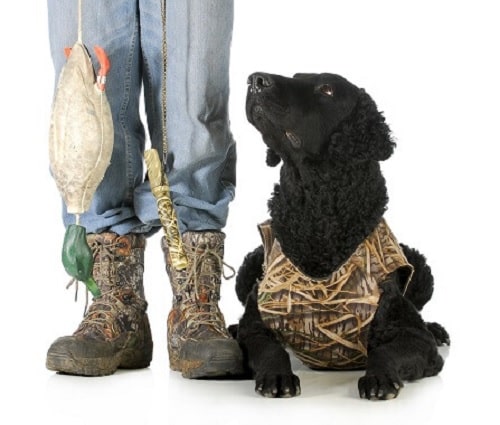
[138,0,241,378]
[48,0,148,235]
[134,0,236,234]
[46,0,152,376]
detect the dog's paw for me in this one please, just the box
[255,373,301,398]
[358,370,403,401]
[426,322,450,346]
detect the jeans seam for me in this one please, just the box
[141,53,158,150]
[118,6,140,205]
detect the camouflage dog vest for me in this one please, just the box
[257,219,413,370]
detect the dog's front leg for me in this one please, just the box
[238,287,301,398]
[359,278,444,400]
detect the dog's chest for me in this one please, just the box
[257,219,412,370]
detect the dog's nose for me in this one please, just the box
[248,73,273,94]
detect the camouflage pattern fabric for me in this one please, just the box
[74,232,148,341]
[163,232,231,359]
[46,232,152,376]
[257,219,413,370]
[163,231,243,378]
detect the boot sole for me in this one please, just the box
[180,355,245,379]
[169,339,244,379]
[46,340,153,377]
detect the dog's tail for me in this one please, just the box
[400,244,434,311]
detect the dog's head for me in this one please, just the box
[246,73,395,167]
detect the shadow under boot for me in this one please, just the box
[46,232,153,376]
[162,231,244,379]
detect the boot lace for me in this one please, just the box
[75,286,145,340]
[67,238,145,340]
[66,238,121,315]
[181,245,235,335]
[74,291,124,340]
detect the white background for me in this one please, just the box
[1,1,498,424]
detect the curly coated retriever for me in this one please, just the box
[234,72,450,400]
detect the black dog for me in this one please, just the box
[235,72,450,400]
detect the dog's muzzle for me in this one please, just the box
[248,72,273,94]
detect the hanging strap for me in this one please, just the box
[144,1,188,271]
[77,0,83,43]
[160,0,168,166]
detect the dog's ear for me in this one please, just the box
[266,148,281,167]
[330,89,395,161]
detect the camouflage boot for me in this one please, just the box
[162,231,243,378]
[46,232,153,376]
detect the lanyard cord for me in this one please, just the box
[160,0,168,167]
[143,1,188,270]
[77,0,83,43]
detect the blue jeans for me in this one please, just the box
[47,0,236,235]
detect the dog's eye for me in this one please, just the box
[319,84,334,97]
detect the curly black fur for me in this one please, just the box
[399,244,434,311]
[269,160,388,278]
[236,72,449,400]
[235,246,264,304]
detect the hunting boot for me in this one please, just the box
[46,232,153,376]
[162,231,244,378]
